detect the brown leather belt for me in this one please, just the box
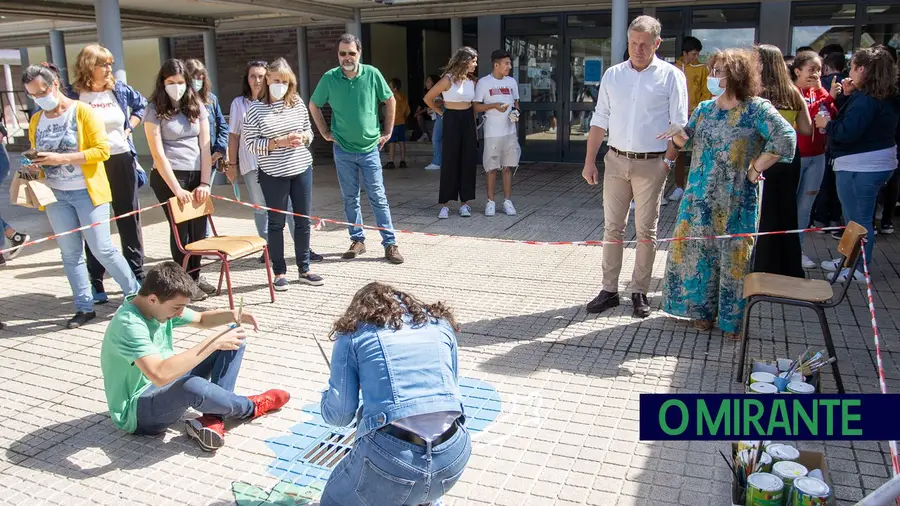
[610,146,666,160]
[379,418,460,447]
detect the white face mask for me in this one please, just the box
[269,83,288,101]
[34,86,60,111]
[191,79,204,93]
[165,83,187,103]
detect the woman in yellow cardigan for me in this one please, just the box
[23,63,139,329]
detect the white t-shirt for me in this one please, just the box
[36,105,86,191]
[229,96,258,176]
[474,75,519,138]
[80,90,128,155]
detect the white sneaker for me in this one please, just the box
[667,187,685,201]
[801,255,816,270]
[418,133,430,142]
[834,268,865,283]
[459,204,471,217]
[503,199,517,216]
[485,200,496,216]
[438,206,449,219]
[821,258,842,272]
[424,164,440,171]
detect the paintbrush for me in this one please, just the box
[229,296,245,329]
[312,333,331,369]
[719,449,740,482]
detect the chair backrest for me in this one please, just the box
[837,221,867,270]
[168,196,214,224]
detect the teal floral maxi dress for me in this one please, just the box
[663,98,796,334]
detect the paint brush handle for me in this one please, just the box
[312,334,331,369]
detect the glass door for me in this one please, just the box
[565,37,609,162]
[506,34,562,161]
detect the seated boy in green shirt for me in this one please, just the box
[100,261,289,451]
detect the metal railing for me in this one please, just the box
[0,88,31,140]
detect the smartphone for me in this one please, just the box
[22,149,38,162]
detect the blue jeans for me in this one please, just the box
[321,422,471,506]
[333,144,397,247]
[258,168,312,275]
[835,170,894,266]
[431,115,443,167]
[134,345,255,435]
[244,168,294,242]
[797,154,827,251]
[44,188,140,312]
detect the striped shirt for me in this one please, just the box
[242,95,314,177]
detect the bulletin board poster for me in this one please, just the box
[519,83,532,103]
[584,57,603,85]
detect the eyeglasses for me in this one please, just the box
[27,85,53,99]
[339,51,358,57]
[710,67,726,77]
[95,62,114,68]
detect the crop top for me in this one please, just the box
[442,75,475,102]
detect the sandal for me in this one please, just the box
[692,320,713,331]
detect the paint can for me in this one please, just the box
[738,441,772,454]
[772,461,808,504]
[750,372,777,384]
[738,450,773,473]
[792,476,831,506]
[750,382,779,394]
[778,371,804,383]
[786,382,815,394]
[746,472,784,506]
[767,444,800,464]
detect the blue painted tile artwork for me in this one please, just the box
[263,376,502,487]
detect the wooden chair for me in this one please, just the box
[166,196,275,309]
[735,221,868,394]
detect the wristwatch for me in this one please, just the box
[663,158,676,170]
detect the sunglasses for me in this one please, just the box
[247,60,268,69]
[339,51,358,57]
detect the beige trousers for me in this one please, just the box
[601,150,670,295]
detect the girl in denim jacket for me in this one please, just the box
[320,282,470,506]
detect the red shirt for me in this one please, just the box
[797,86,839,157]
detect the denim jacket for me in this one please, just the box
[320,317,465,439]
[206,92,229,156]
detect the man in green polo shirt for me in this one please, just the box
[100,261,289,452]
[309,33,405,265]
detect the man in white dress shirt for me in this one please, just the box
[582,15,688,318]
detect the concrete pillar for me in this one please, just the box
[296,27,310,102]
[346,8,361,39]
[45,46,52,64]
[95,0,127,83]
[203,29,220,97]
[20,48,34,112]
[49,30,70,85]
[451,17,463,51]
[477,15,502,70]
[158,37,172,65]
[611,0,628,65]
[759,1,792,53]
[3,64,19,132]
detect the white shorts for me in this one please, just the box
[482,134,521,172]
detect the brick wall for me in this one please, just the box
[172,25,345,159]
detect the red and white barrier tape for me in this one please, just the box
[0,202,166,256]
[209,194,844,247]
[859,240,900,487]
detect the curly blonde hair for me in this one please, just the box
[72,44,115,93]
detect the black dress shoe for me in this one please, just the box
[631,293,651,318]
[586,290,620,314]
[67,311,96,329]
[309,249,324,262]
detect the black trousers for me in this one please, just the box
[812,153,842,224]
[150,169,205,280]
[754,148,804,278]
[86,152,144,290]
[878,167,900,226]
[258,169,312,276]
[439,108,477,204]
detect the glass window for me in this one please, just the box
[692,7,758,25]
[569,38,609,102]
[792,3,856,23]
[658,35,679,62]
[504,16,559,33]
[691,28,756,60]
[505,35,559,104]
[567,10,642,28]
[657,9,683,31]
[791,25,853,53]
[860,22,900,48]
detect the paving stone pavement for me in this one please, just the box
[0,158,898,505]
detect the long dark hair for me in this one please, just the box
[756,44,805,110]
[852,47,898,100]
[184,58,211,104]
[149,59,202,122]
[330,282,459,338]
[242,59,268,99]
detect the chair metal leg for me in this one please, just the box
[814,305,845,393]
[222,256,234,310]
[263,247,275,304]
[736,298,758,383]
[216,260,226,296]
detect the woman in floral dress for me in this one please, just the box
[659,49,796,339]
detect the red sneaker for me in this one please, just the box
[184,415,225,452]
[247,389,290,418]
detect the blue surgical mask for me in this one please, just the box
[34,87,59,111]
[707,76,726,97]
[191,79,204,92]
